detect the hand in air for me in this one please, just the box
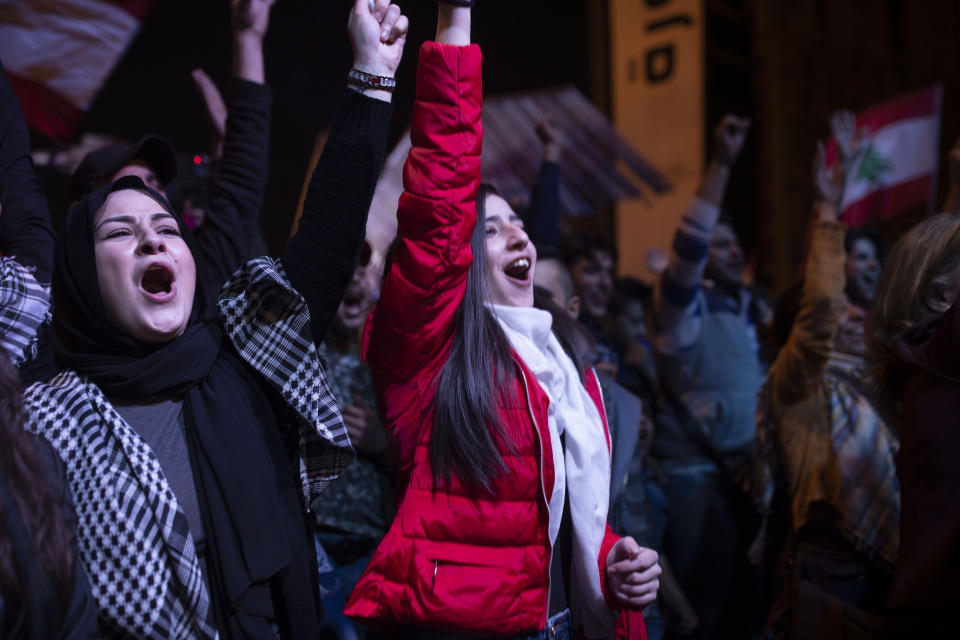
[232,0,277,41]
[191,69,227,157]
[829,109,859,163]
[535,114,566,163]
[712,114,751,166]
[349,0,409,78]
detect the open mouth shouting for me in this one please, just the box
[139,262,177,302]
[339,279,374,325]
[503,256,533,285]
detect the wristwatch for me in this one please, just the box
[347,68,397,93]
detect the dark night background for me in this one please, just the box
[70,0,599,257]
[30,0,960,292]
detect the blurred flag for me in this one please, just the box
[828,85,942,227]
[0,0,157,141]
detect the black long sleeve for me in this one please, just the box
[197,78,271,299]
[281,89,392,341]
[526,160,561,248]
[0,63,55,283]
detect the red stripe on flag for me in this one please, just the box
[842,175,933,227]
[856,85,940,137]
[103,0,158,21]
[825,85,941,165]
[7,73,84,142]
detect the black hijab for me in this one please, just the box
[52,175,220,396]
[51,176,320,639]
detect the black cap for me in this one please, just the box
[69,134,177,203]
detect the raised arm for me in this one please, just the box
[0,63,55,283]
[195,0,275,296]
[281,0,405,340]
[654,114,749,351]
[767,138,848,408]
[366,4,481,383]
[525,115,564,247]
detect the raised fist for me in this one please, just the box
[232,0,277,40]
[712,114,751,166]
[535,115,566,163]
[349,0,409,78]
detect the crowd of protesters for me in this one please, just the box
[0,0,958,639]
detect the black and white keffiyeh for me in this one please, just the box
[24,255,351,639]
[0,257,50,366]
[219,257,353,504]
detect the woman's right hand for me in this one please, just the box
[436,2,471,45]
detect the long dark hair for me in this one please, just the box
[868,212,960,419]
[430,184,519,494]
[0,354,73,635]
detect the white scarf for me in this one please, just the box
[488,304,615,637]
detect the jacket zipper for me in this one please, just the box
[589,367,610,454]
[518,367,552,628]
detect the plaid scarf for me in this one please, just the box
[0,258,50,366]
[824,353,900,569]
[23,257,351,638]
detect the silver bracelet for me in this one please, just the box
[347,68,396,93]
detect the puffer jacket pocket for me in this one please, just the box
[411,541,531,634]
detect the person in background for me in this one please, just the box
[0,62,59,383]
[868,211,960,637]
[756,134,898,639]
[69,0,276,301]
[609,405,699,640]
[843,229,883,309]
[772,233,882,368]
[608,281,657,406]
[564,235,620,378]
[651,114,765,640]
[0,349,98,640]
[314,240,394,640]
[535,231,694,640]
[0,63,56,286]
[534,249,583,324]
[524,114,565,249]
[0,85,95,629]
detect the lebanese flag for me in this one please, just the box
[0,0,156,142]
[828,85,942,227]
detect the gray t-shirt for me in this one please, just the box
[113,399,205,545]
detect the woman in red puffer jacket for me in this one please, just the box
[345,4,660,638]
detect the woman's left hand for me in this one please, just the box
[349,0,409,78]
[605,536,661,609]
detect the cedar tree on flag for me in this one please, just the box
[827,84,942,228]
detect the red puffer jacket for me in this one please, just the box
[343,42,620,636]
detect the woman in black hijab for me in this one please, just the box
[20,3,408,636]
